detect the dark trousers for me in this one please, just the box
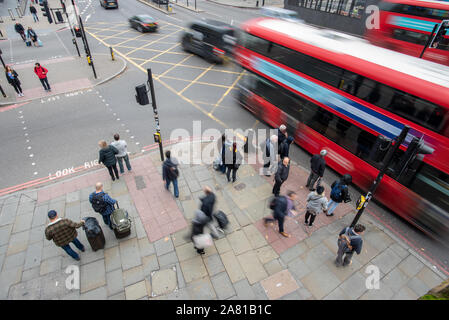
[264,214,285,233]
[61,238,85,260]
[264,161,270,168]
[306,171,321,190]
[101,213,113,230]
[335,238,354,266]
[272,180,284,196]
[304,211,316,226]
[39,77,51,90]
[107,164,119,180]
[12,82,23,94]
[19,32,26,41]
[226,166,237,182]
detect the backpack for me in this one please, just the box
[269,196,277,210]
[91,193,107,213]
[169,166,179,179]
[340,227,361,253]
[330,182,346,202]
[213,211,229,229]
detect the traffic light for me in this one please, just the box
[393,137,434,185]
[74,27,82,38]
[135,84,149,105]
[40,0,53,24]
[370,135,392,163]
[432,20,449,48]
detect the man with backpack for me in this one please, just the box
[336,224,366,267]
[327,174,352,217]
[264,191,297,238]
[89,182,117,230]
[162,150,179,198]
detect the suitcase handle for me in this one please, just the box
[115,201,119,209]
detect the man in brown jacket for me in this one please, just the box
[45,210,86,261]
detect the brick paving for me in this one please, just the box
[0,141,446,300]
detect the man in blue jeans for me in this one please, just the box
[162,150,179,198]
[45,210,85,261]
[111,133,132,174]
[89,182,117,230]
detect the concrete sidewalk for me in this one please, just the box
[0,141,446,300]
[0,53,126,106]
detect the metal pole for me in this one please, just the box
[8,9,16,21]
[79,15,97,79]
[0,54,5,68]
[147,68,164,162]
[420,24,439,58]
[0,84,6,98]
[15,7,22,18]
[62,0,81,57]
[349,126,410,228]
[195,0,197,11]
[109,46,115,60]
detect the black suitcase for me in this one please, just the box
[83,217,105,251]
[213,210,229,229]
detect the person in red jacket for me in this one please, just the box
[34,62,51,92]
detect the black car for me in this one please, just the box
[100,0,118,9]
[129,15,158,33]
[181,19,236,64]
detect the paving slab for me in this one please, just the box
[180,256,208,283]
[12,212,33,234]
[261,269,300,300]
[227,230,252,255]
[3,251,26,271]
[237,250,268,285]
[264,259,285,275]
[125,280,148,300]
[324,287,351,300]
[251,281,268,300]
[158,251,179,268]
[21,267,41,282]
[301,264,341,300]
[279,242,308,264]
[204,253,225,277]
[220,250,246,283]
[407,277,430,297]
[106,269,124,297]
[392,286,420,300]
[416,267,445,289]
[80,286,108,300]
[119,238,142,271]
[370,247,402,275]
[338,271,369,300]
[382,268,411,293]
[142,254,159,276]
[398,254,425,278]
[23,242,43,270]
[359,284,395,300]
[154,237,175,257]
[39,256,62,276]
[104,246,121,272]
[211,272,235,300]
[29,225,45,244]
[214,237,232,254]
[175,242,198,262]
[138,238,155,258]
[123,265,145,287]
[7,230,30,255]
[255,245,279,265]
[243,224,268,250]
[186,277,217,300]
[233,279,256,300]
[151,268,177,296]
[0,267,23,299]
[0,225,13,247]
[80,259,106,294]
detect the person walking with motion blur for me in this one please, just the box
[26,27,39,47]
[264,191,297,238]
[89,182,117,230]
[30,4,39,22]
[277,124,288,152]
[5,66,24,97]
[199,186,220,239]
[279,136,294,160]
[224,141,243,183]
[304,185,328,227]
[306,149,327,191]
[34,63,51,92]
[262,135,278,176]
[327,174,352,217]
[111,133,132,174]
[14,22,26,41]
[162,150,179,198]
[45,210,85,261]
[98,140,120,181]
[335,224,365,267]
[272,157,290,197]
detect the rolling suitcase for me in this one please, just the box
[83,217,105,251]
[111,202,131,239]
[213,210,229,229]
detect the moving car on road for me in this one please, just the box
[129,15,158,33]
[260,7,304,23]
[100,0,118,9]
[181,19,236,64]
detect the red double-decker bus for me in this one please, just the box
[365,0,449,65]
[235,17,449,243]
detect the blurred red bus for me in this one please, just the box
[235,17,449,243]
[365,0,449,65]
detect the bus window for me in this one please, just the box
[411,163,449,214]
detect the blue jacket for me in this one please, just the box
[89,191,116,216]
[339,227,363,254]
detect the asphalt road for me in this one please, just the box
[1,0,448,276]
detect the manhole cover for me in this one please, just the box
[135,175,146,190]
[234,183,246,191]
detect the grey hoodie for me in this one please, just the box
[306,191,328,215]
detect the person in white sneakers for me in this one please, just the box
[111,133,132,174]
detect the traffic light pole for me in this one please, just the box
[349,126,410,228]
[61,0,80,57]
[78,15,97,79]
[147,68,164,162]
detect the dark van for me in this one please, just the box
[181,19,236,64]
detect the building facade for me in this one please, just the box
[284,0,381,35]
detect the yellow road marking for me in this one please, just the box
[125,29,183,57]
[86,29,246,142]
[155,54,194,80]
[210,70,245,115]
[139,43,181,66]
[178,64,216,95]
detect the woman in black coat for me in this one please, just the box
[224,142,242,183]
[98,140,119,181]
[5,66,24,97]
